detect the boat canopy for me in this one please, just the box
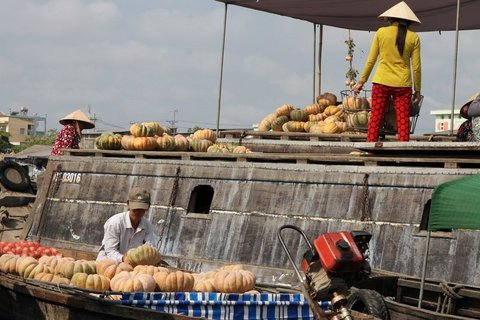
[428,174,480,231]
[214,0,480,32]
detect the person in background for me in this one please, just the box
[353,1,422,142]
[31,159,46,180]
[456,100,473,142]
[465,92,480,142]
[51,109,95,156]
[96,187,158,262]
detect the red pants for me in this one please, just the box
[368,84,412,142]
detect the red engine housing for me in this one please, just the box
[308,232,365,274]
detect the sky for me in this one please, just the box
[0,0,479,135]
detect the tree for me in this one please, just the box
[0,131,13,153]
[12,129,58,153]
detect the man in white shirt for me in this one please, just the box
[96,187,158,262]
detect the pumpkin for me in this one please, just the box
[174,134,190,151]
[129,123,157,137]
[15,256,38,277]
[34,272,70,285]
[153,270,195,292]
[304,121,319,132]
[190,139,213,152]
[133,265,169,276]
[55,259,96,279]
[257,113,277,132]
[124,244,161,267]
[343,96,370,109]
[309,122,326,134]
[207,143,231,153]
[352,111,370,127]
[275,104,294,117]
[289,108,308,122]
[0,254,19,274]
[324,105,343,117]
[24,262,52,279]
[309,113,326,122]
[271,115,289,132]
[304,104,324,115]
[316,98,331,107]
[283,121,305,132]
[96,259,133,279]
[121,135,158,151]
[336,121,348,133]
[214,270,255,293]
[38,256,75,270]
[142,121,164,136]
[192,128,217,143]
[95,132,123,150]
[110,271,156,292]
[156,133,176,151]
[318,92,338,105]
[71,273,110,291]
[323,122,340,134]
[232,146,251,153]
[194,278,216,292]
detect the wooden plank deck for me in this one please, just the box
[63,148,480,169]
[219,130,456,142]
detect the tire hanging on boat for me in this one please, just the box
[0,160,31,192]
[346,289,390,320]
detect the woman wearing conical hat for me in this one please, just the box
[353,1,422,142]
[51,109,95,156]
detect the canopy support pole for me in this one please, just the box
[449,0,461,135]
[216,3,228,135]
[418,231,431,308]
[317,24,323,98]
[313,24,317,104]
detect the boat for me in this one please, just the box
[1,129,480,319]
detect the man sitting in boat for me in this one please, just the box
[96,187,158,262]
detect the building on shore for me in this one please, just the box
[430,109,464,133]
[0,108,47,145]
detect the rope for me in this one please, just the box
[361,174,371,221]
[436,281,463,314]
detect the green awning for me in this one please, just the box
[428,174,480,231]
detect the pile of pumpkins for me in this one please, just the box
[95,124,251,153]
[0,243,257,294]
[257,92,371,133]
[342,93,371,129]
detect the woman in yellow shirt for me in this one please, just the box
[353,1,422,142]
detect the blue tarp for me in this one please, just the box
[121,292,331,320]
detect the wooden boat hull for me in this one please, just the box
[0,272,194,320]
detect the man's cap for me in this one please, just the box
[378,1,421,24]
[128,187,150,210]
[59,109,95,129]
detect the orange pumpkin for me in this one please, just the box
[71,273,110,291]
[275,104,294,117]
[156,133,176,151]
[96,259,133,279]
[124,244,161,267]
[154,270,195,292]
[214,270,255,293]
[174,134,190,151]
[190,139,213,152]
[110,271,156,292]
[121,135,158,151]
[192,128,217,143]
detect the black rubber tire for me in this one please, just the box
[347,289,390,320]
[0,160,31,192]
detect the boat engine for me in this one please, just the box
[301,230,372,300]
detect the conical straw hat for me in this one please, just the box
[59,109,95,129]
[461,92,480,109]
[378,1,421,24]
